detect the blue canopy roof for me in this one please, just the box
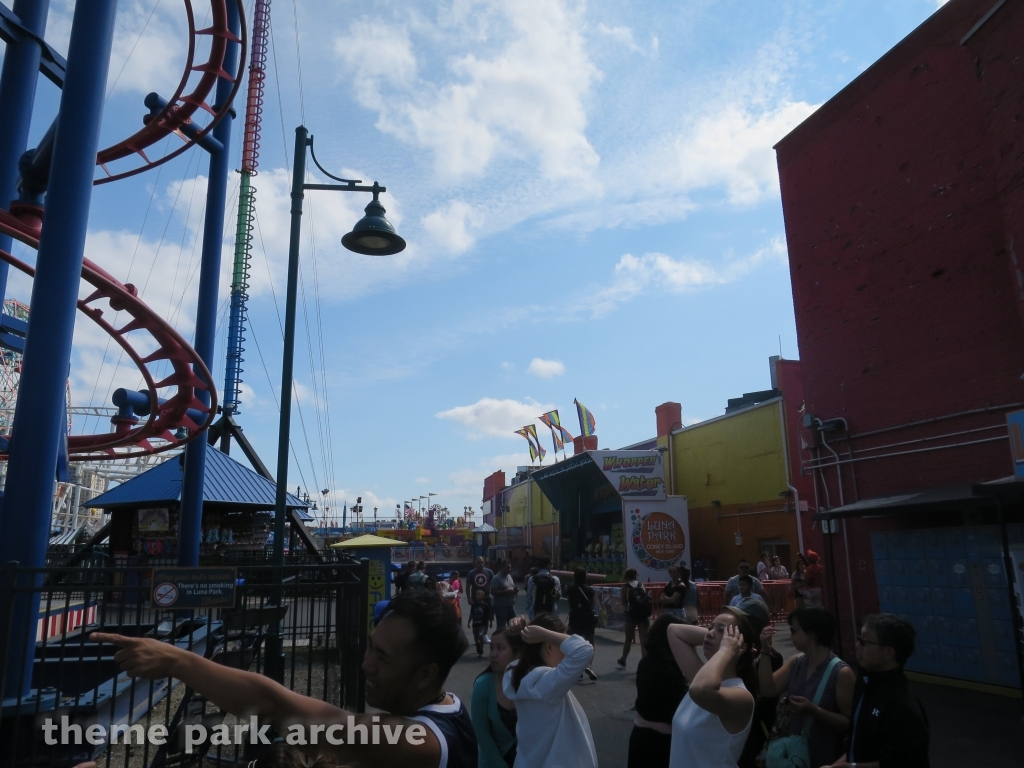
[86,447,308,511]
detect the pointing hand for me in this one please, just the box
[90,632,185,680]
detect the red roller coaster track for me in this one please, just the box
[0,0,251,458]
[0,209,217,460]
[96,0,247,184]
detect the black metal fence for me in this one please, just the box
[0,558,370,767]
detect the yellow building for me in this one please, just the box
[661,396,801,579]
[494,470,560,564]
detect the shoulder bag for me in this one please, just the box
[763,656,842,768]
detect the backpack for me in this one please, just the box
[533,573,558,614]
[627,584,653,620]
[568,585,594,619]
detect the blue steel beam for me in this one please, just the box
[177,0,240,567]
[0,2,66,87]
[0,0,51,307]
[0,0,119,699]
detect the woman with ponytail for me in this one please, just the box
[666,597,769,768]
[502,613,598,768]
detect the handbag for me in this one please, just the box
[763,656,842,768]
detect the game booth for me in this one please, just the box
[531,450,691,628]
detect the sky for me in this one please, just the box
[4,0,951,523]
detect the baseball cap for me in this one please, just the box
[724,597,770,635]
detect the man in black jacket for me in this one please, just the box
[823,613,929,768]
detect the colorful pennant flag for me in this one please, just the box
[574,399,597,437]
[525,424,547,461]
[539,410,574,449]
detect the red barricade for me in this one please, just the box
[697,582,726,626]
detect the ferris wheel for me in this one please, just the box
[0,298,72,437]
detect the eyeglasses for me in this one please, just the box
[855,635,884,647]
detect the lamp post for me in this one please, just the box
[267,125,404,684]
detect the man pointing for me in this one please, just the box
[92,589,475,768]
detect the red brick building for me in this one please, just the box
[776,0,1024,692]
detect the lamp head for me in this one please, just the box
[341,183,406,255]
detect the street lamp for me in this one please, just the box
[268,125,405,684]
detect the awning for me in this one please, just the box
[813,484,991,520]
[471,523,497,533]
[331,534,409,549]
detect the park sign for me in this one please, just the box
[152,567,237,610]
[623,497,690,583]
[592,450,666,500]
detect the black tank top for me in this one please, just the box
[409,693,478,768]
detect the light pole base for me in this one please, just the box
[264,633,285,683]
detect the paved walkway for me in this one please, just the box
[440,590,1023,767]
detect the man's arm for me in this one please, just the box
[91,632,337,724]
[92,633,444,768]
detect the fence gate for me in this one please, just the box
[0,558,370,767]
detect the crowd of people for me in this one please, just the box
[79,554,929,768]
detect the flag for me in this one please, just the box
[515,427,535,457]
[539,410,574,448]
[517,425,545,462]
[525,425,547,461]
[527,438,539,462]
[574,399,597,437]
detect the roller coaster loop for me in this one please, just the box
[0,207,217,460]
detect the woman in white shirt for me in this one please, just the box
[503,614,598,768]
[666,598,769,768]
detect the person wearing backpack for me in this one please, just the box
[567,567,599,681]
[757,607,855,768]
[529,556,561,617]
[617,568,653,667]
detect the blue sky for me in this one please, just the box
[7,0,949,522]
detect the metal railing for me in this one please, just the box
[0,558,370,767]
[392,545,472,563]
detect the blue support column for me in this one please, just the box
[0,0,51,302]
[0,0,119,698]
[177,3,240,566]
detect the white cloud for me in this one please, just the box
[334,0,601,181]
[596,23,640,51]
[333,21,418,107]
[46,0,186,98]
[436,397,553,438]
[422,200,481,254]
[526,358,565,378]
[594,23,655,56]
[443,451,533,501]
[415,477,430,484]
[588,238,788,318]
[501,362,515,371]
[663,100,817,206]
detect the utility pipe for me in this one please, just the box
[803,423,1006,466]
[832,402,1023,443]
[804,435,1007,471]
[777,401,805,554]
[818,424,858,647]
